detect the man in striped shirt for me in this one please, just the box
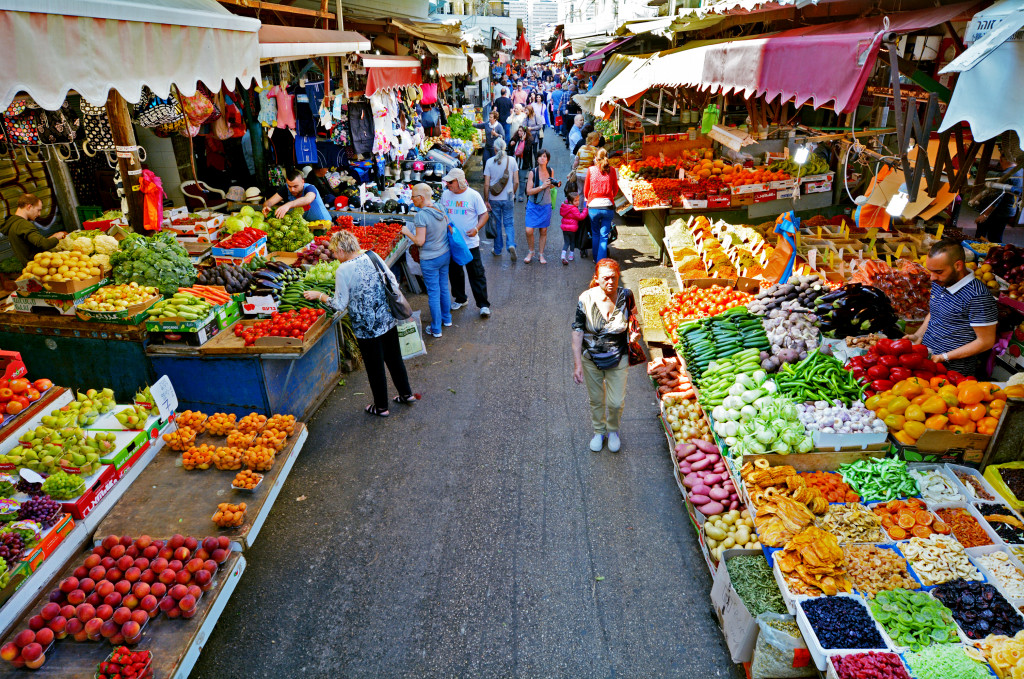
[906,240,998,378]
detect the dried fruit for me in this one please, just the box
[842,544,919,598]
[775,526,851,596]
[801,595,885,650]
[932,579,1024,639]
[935,508,993,548]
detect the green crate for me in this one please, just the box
[76,205,103,225]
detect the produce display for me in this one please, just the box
[39,471,85,500]
[800,472,859,503]
[675,312,768,379]
[146,292,213,322]
[222,205,266,236]
[903,644,995,679]
[872,498,946,541]
[868,589,958,650]
[796,401,885,437]
[901,534,981,586]
[664,394,712,444]
[747,276,829,316]
[985,244,1024,284]
[845,339,950,396]
[801,595,885,649]
[774,351,865,405]
[648,357,693,398]
[212,447,243,471]
[815,503,886,544]
[956,470,996,500]
[195,263,258,294]
[78,283,160,313]
[708,374,813,455]
[232,470,262,490]
[850,260,931,320]
[18,250,103,285]
[215,227,267,251]
[161,427,196,452]
[212,502,246,528]
[830,652,911,679]
[776,526,850,595]
[232,308,327,346]
[263,209,314,252]
[814,283,901,339]
[109,232,196,295]
[175,410,207,432]
[181,445,214,471]
[276,279,335,312]
[6,422,112,476]
[660,287,755,334]
[346,222,404,259]
[758,302,818,371]
[96,647,152,679]
[975,630,1024,677]
[205,413,236,436]
[932,579,1024,639]
[934,508,993,548]
[677,439,738,517]
[18,495,60,527]
[974,551,1024,598]
[242,444,274,471]
[0,376,52,416]
[866,378,1007,444]
[977,503,1024,544]
[703,509,759,561]
[838,458,918,503]
[843,545,919,598]
[725,554,786,616]
[769,154,830,176]
[755,496,817,548]
[910,469,962,503]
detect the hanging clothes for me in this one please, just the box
[293,83,317,137]
[269,84,296,130]
[257,84,277,128]
[139,170,165,231]
[348,101,373,155]
[305,81,325,119]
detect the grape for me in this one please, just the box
[0,532,24,562]
[17,495,60,527]
[0,480,13,498]
[16,477,46,496]
[40,471,85,500]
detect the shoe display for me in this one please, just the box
[589,434,604,452]
[607,432,620,453]
[479,307,491,317]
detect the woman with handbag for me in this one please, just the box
[513,126,535,203]
[571,258,643,453]
[303,230,418,418]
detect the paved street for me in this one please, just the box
[190,137,743,679]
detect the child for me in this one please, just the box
[559,187,588,265]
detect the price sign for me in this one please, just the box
[886,254,893,267]
[936,224,944,240]
[795,232,801,247]
[909,244,918,260]
[866,227,879,252]
[149,375,178,418]
[817,226,822,238]
[808,249,818,270]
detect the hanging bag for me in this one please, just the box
[36,102,79,145]
[133,86,184,128]
[180,87,216,126]
[368,250,413,320]
[2,102,41,146]
[489,157,511,197]
[79,103,116,155]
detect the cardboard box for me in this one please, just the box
[230,313,328,348]
[147,318,220,347]
[753,190,778,203]
[216,300,242,329]
[708,195,731,208]
[769,178,798,190]
[14,276,106,298]
[710,548,765,663]
[732,183,766,195]
[241,296,278,316]
[681,197,708,210]
[731,193,755,207]
[890,430,990,467]
[75,295,160,325]
[175,228,221,244]
[804,181,833,194]
[184,241,212,265]
[775,187,798,200]
[22,513,75,571]
[0,561,30,606]
[12,294,86,316]
[213,244,267,267]
[799,172,835,184]
[145,309,218,333]
[61,438,151,520]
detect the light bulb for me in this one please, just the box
[793,145,810,165]
[886,190,909,217]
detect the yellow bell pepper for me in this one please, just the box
[921,395,948,414]
[884,414,907,431]
[903,421,927,439]
[924,415,949,430]
[904,404,926,422]
[887,396,910,415]
[894,430,918,445]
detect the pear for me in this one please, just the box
[85,453,99,463]
[23,451,38,461]
[41,455,54,467]
[100,388,114,399]
[76,392,88,403]
[40,416,56,427]
[70,453,86,467]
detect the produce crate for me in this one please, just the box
[963,239,997,259]
[21,513,75,573]
[81,218,115,231]
[14,276,106,298]
[184,241,212,265]
[794,593,893,671]
[984,462,1024,512]
[213,245,267,267]
[145,309,218,333]
[75,295,161,325]
[147,317,220,347]
[889,430,990,467]
[740,447,887,473]
[215,300,242,330]
[211,235,267,260]
[946,463,1003,504]
[75,205,103,224]
[225,313,330,349]
[58,463,114,519]
[0,560,31,607]
[709,547,766,663]
[11,294,87,316]
[637,284,670,344]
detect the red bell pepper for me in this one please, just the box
[871,379,894,392]
[851,367,867,382]
[898,353,922,369]
[933,361,947,374]
[911,344,929,357]
[867,365,890,380]
[913,370,934,381]
[875,338,894,354]
[915,360,935,373]
[946,370,967,385]
[879,355,900,368]
[890,338,912,354]
[860,354,880,368]
[889,366,912,382]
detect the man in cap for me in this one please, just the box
[439,168,491,317]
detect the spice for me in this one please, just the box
[815,503,886,544]
[932,580,1024,639]
[958,470,996,500]
[903,644,994,679]
[935,508,993,548]
[868,589,958,650]
[843,544,919,598]
[726,554,787,617]
[801,596,886,650]
[831,652,911,679]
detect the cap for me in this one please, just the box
[225,186,245,202]
[442,168,466,183]
[301,166,313,178]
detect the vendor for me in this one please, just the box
[262,168,332,221]
[1,193,66,265]
[906,240,998,378]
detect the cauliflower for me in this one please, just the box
[68,237,94,255]
[91,254,110,270]
[93,234,119,255]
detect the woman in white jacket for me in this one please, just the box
[506,104,528,141]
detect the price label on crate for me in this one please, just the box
[149,375,178,418]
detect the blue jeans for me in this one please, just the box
[489,199,515,253]
[502,122,511,143]
[419,253,452,334]
[589,207,615,261]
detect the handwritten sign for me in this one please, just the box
[149,375,178,418]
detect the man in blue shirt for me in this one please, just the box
[262,168,331,222]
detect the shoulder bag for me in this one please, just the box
[489,157,511,196]
[133,86,184,128]
[79,103,116,155]
[368,251,413,320]
[625,289,645,366]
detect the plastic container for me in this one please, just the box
[231,472,263,493]
[96,647,153,678]
[947,464,1001,503]
[930,501,1005,550]
[825,651,907,679]
[907,464,964,504]
[796,593,893,671]
[968,544,1024,601]
[4,631,54,670]
[894,532,986,588]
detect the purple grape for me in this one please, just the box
[17,495,60,527]
[15,478,45,495]
[0,532,24,561]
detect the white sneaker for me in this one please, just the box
[451,301,465,310]
[479,306,491,317]
[568,251,575,261]
[443,321,452,327]
[607,432,620,453]
[508,246,517,261]
[589,434,604,452]
[427,330,442,338]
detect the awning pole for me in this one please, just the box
[105,91,145,233]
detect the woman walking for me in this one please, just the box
[512,126,535,203]
[402,184,451,338]
[304,230,419,417]
[527,93,546,148]
[571,259,639,453]
[584,149,619,262]
[523,149,556,264]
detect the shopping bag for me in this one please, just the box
[133,87,184,128]
[80,104,116,154]
[36,102,79,145]
[447,223,473,266]
[397,310,427,360]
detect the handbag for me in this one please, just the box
[589,349,622,370]
[368,251,413,320]
[3,102,41,146]
[514,139,525,158]
[625,290,645,367]
[36,102,79,145]
[80,103,116,154]
[180,87,216,126]
[133,86,184,128]
[489,157,511,196]
[447,222,474,266]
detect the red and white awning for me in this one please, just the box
[361,54,422,97]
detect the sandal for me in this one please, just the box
[364,404,390,417]
[393,393,421,405]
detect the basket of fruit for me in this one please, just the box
[205,413,236,436]
[212,447,243,471]
[162,426,197,452]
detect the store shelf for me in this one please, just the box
[94,424,308,551]
[0,551,246,679]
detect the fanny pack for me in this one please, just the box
[588,349,621,370]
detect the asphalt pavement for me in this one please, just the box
[189,134,744,679]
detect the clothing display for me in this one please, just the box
[268,84,296,130]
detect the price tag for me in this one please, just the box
[866,227,879,251]
[817,226,822,238]
[870,244,878,259]
[936,224,944,240]
[795,232,801,247]
[808,249,818,270]
[886,254,893,267]
[895,243,905,258]
[148,375,178,418]
[828,250,835,269]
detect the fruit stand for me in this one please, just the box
[640,254,1024,677]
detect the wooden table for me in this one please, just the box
[94,425,308,551]
[0,551,246,679]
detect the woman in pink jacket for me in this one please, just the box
[559,187,588,265]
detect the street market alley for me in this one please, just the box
[190,138,743,679]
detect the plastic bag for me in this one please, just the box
[397,310,427,360]
[751,613,815,679]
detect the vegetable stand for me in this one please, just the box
[147,317,343,420]
[94,425,308,551]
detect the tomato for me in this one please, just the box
[9,379,29,394]
[0,388,12,402]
